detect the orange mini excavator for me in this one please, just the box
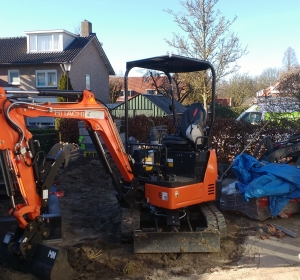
[0,55,226,279]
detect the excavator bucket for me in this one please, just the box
[0,200,77,279]
[0,237,78,280]
[0,221,78,280]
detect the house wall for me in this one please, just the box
[0,46,109,103]
[23,65,63,90]
[62,33,76,49]
[0,68,8,87]
[0,39,110,103]
[70,39,110,103]
[19,65,38,90]
[0,65,63,90]
[215,98,231,107]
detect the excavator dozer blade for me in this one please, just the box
[134,230,220,253]
[0,240,78,280]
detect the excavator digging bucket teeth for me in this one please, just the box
[0,241,78,280]
[134,230,220,253]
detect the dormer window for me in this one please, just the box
[25,30,76,53]
[29,34,62,52]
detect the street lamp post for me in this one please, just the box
[63,61,72,90]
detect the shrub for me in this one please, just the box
[58,119,79,143]
[28,129,59,154]
[125,114,300,164]
[215,106,248,119]
[122,115,176,142]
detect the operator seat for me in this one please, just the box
[162,103,207,147]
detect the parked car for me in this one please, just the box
[237,100,300,124]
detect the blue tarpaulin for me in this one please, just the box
[232,154,300,216]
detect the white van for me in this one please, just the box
[236,104,264,124]
[236,100,300,124]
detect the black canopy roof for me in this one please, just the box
[124,54,216,153]
[126,54,213,74]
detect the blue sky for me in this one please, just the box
[1,0,299,78]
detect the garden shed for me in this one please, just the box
[79,94,186,156]
[109,94,186,118]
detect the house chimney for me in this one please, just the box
[81,20,92,37]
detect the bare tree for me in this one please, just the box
[173,73,190,103]
[224,73,256,107]
[74,24,81,36]
[277,67,300,103]
[282,47,299,72]
[144,71,170,95]
[216,80,228,98]
[164,0,247,107]
[109,77,123,103]
[256,67,280,90]
[144,71,187,103]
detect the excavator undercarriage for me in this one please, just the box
[122,202,226,253]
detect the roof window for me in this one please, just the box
[29,34,62,52]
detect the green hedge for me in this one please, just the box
[28,119,80,154]
[215,106,248,119]
[212,118,300,163]
[28,129,60,154]
[123,115,300,164]
[56,119,79,143]
[31,110,300,165]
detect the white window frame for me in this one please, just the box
[146,89,157,95]
[8,70,20,85]
[29,35,37,51]
[36,70,57,88]
[86,74,91,90]
[121,90,132,97]
[29,34,62,52]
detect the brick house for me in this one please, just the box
[0,20,114,102]
[110,76,167,103]
[112,76,231,107]
[256,82,281,98]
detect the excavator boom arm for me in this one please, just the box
[0,87,134,231]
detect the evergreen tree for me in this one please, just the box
[57,73,73,101]
[58,73,73,90]
[56,73,74,129]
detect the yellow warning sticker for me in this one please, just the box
[167,158,173,167]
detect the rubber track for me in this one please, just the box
[200,202,227,239]
[200,203,217,230]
